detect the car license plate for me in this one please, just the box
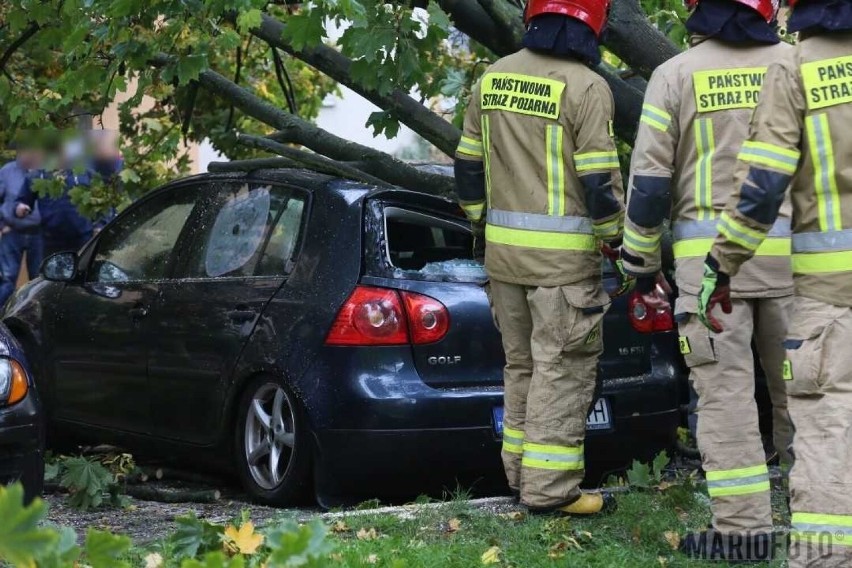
[493,398,612,435]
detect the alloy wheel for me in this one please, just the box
[244,383,296,490]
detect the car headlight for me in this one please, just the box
[0,359,28,406]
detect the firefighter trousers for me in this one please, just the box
[676,294,792,534]
[786,297,852,567]
[490,279,606,510]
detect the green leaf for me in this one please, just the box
[281,11,326,51]
[44,461,61,482]
[426,2,451,32]
[236,8,263,33]
[60,456,113,510]
[0,484,58,567]
[367,111,400,139]
[652,450,670,483]
[177,55,208,86]
[625,459,652,489]
[181,551,246,568]
[266,519,334,567]
[37,525,82,568]
[84,530,131,568]
[170,513,225,559]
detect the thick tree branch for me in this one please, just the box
[236,133,391,186]
[190,65,455,195]
[0,23,40,75]
[251,13,461,157]
[608,0,681,78]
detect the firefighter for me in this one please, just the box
[621,0,792,560]
[699,0,852,564]
[454,0,624,515]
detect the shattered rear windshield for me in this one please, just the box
[383,206,486,283]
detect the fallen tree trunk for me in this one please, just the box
[125,486,221,503]
[189,66,455,195]
[252,14,461,157]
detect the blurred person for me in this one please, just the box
[0,146,44,305]
[15,136,97,258]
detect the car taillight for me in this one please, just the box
[326,286,450,346]
[326,286,409,345]
[401,290,450,345]
[628,290,674,333]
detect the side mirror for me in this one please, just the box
[41,252,78,282]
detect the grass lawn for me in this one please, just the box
[317,483,789,568]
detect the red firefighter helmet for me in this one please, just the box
[524,0,612,37]
[684,0,780,23]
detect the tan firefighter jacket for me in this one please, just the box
[712,31,852,307]
[454,48,624,287]
[623,38,794,298]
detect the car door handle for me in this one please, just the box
[128,307,148,319]
[227,309,256,323]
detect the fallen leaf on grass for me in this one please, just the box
[447,518,462,533]
[656,480,676,491]
[357,527,379,541]
[331,520,350,533]
[366,554,379,564]
[497,511,526,522]
[663,531,680,550]
[548,541,567,559]
[658,556,669,566]
[223,521,264,555]
[632,526,641,543]
[481,545,502,565]
[330,553,344,562]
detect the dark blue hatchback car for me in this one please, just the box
[3,168,682,507]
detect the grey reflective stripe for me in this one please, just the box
[487,209,593,234]
[793,524,852,538]
[740,146,800,170]
[808,114,842,232]
[546,124,564,216]
[672,219,791,240]
[792,229,852,252]
[503,433,523,446]
[521,451,583,463]
[705,473,770,490]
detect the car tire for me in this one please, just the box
[234,375,312,506]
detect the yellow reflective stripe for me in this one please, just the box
[546,125,565,215]
[705,464,768,481]
[717,212,765,251]
[806,114,842,232]
[523,442,583,455]
[624,226,661,253]
[593,216,622,238]
[705,464,770,497]
[574,150,619,173]
[793,512,852,528]
[482,115,492,204]
[486,224,597,251]
[457,135,483,157]
[694,118,716,221]
[674,237,790,258]
[504,427,523,439]
[521,442,584,471]
[792,251,852,274]
[461,202,485,222]
[502,426,524,454]
[738,140,800,175]
[640,104,671,132]
[708,481,771,497]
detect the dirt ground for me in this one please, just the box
[42,473,520,544]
